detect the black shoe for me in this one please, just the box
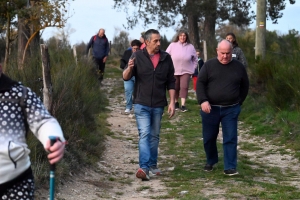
[175,102,179,110]
[181,106,188,112]
[204,164,213,172]
[224,169,239,176]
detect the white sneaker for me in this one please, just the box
[124,109,130,114]
[150,166,162,175]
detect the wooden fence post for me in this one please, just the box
[40,44,52,111]
[203,40,207,62]
[73,45,77,65]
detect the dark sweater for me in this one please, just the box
[192,58,204,77]
[120,49,132,69]
[196,58,249,105]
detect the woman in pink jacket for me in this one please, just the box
[166,30,198,112]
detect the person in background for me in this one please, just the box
[120,39,142,114]
[0,64,66,199]
[196,40,249,176]
[140,32,146,50]
[166,30,198,112]
[86,28,110,82]
[192,49,204,91]
[225,32,248,68]
[123,29,176,181]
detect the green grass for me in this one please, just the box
[159,95,300,199]
[136,186,151,191]
[101,68,300,199]
[3,29,299,199]
[5,46,110,188]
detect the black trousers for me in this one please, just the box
[0,167,35,200]
[93,57,106,81]
[93,57,106,73]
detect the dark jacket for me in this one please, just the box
[86,34,109,59]
[120,49,132,69]
[196,58,249,106]
[124,49,176,107]
[232,45,248,68]
[192,58,204,77]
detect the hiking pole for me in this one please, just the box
[49,136,57,200]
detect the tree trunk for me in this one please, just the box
[18,17,30,69]
[186,0,200,49]
[202,0,217,58]
[30,25,40,53]
[187,14,200,49]
[40,44,52,112]
[73,45,78,65]
[30,0,40,56]
[3,6,11,73]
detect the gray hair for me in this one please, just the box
[144,29,160,42]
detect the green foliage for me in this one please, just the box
[158,91,300,199]
[111,29,130,57]
[112,0,257,29]
[2,24,300,195]
[235,28,300,148]
[0,0,26,26]
[5,37,107,186]
[227,28,300,112]
[74,41,87,58]
[0,35,5,61]
[160,34,170,51]
[241,94,300,151]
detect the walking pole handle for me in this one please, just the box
[49,136,57,171]
[49,136,57,200]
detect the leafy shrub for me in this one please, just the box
[5,38,107,186]
[111,29,130,57]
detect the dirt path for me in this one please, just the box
[46,78,170,200]
[36,77,300,199]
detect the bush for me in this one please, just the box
[111,29,130,57]
[5,39,107,186]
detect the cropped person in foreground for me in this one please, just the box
[0,64,66,199]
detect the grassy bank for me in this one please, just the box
[102,58,300,199]
[5,48,109,187]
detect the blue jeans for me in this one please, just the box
[134,104,164,170]
[200,104,241,170]
[124,76,135,110]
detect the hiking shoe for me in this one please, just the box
[150,166,162,175]
[136,168,150,181]
[204,164,213,172]
[175,102,179,110]
[124,109,130,115]
[224,169,239,176]
[181,106,188,112]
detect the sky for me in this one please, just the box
[42,0,300,46]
